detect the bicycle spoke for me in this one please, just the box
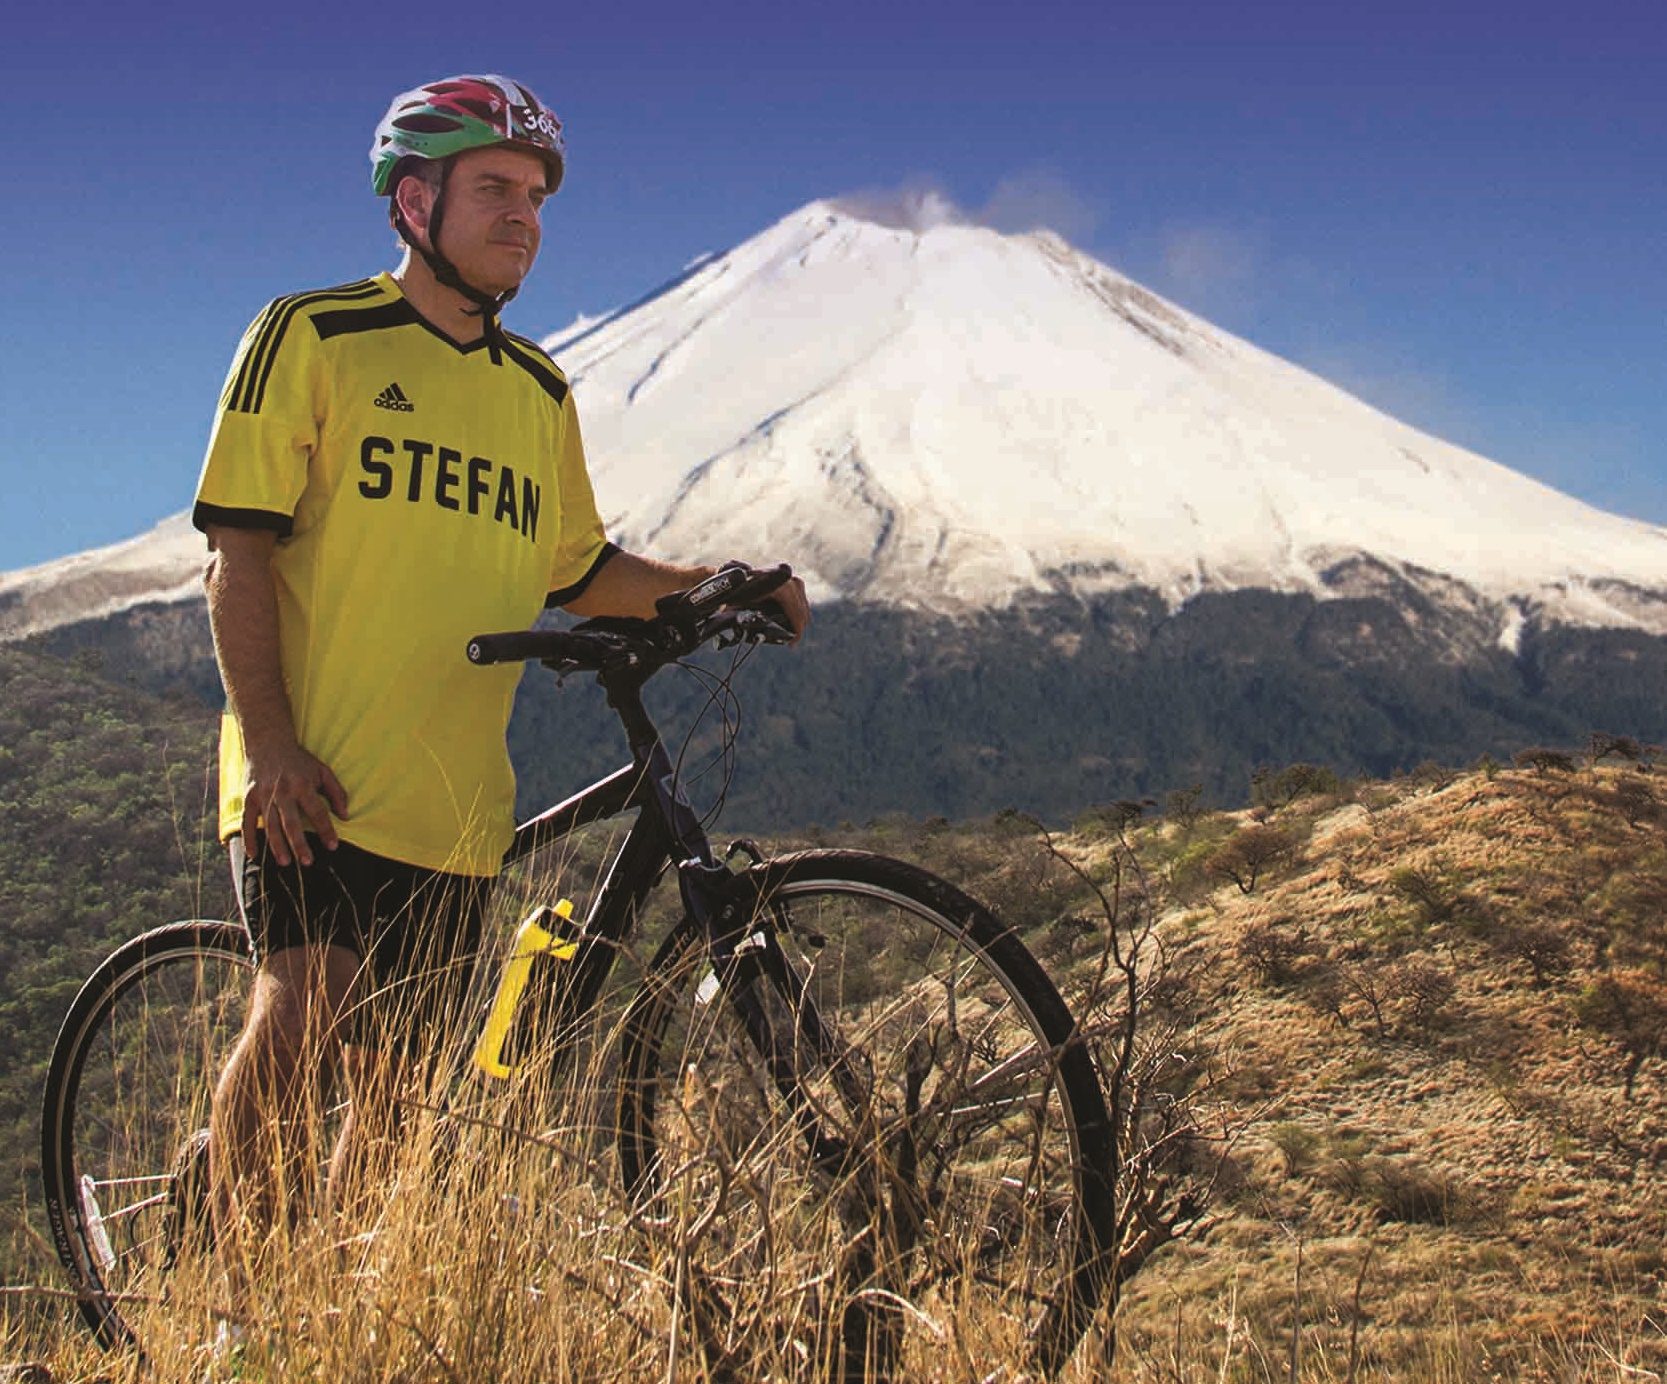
[617,854,1114,1379]
[42,924,255,1349]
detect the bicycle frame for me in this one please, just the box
[496,656,852,1168]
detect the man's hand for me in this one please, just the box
[759,572,811,644]
[242,740,349,869]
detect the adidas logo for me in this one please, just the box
[373,382,414,412]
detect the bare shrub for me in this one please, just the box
[1028,817,1234,1347]
[1300,961,1352,1031]
[1207,825,1296,895]
[1326,958,1457,1039]
[1252,762,1345,812]
[1515,747,1577,776]
[1491,920,1574,988]
[1587,732,1650,768]
[1164,782,1206,832]
[1078,798,1156,835]
[1601,773,1661,828]
[1399,963,1457,1033]
[1403,760,1458,793]
[1388,865,1463,930]
[1574,970,1667,1098]
[1236,917,1314,987]
[1342,962,1392,1039]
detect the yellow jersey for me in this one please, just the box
[193,273,610,875]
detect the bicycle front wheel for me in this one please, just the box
[617,850,1115,1381]
[40,920,254,1349]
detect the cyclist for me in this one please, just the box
[190,73,808,1318]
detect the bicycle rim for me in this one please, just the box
[618,850,1113,1381]
[40,921,253,1349]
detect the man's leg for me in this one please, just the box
[325,1043,415,1230]
[209,942,362,1298]
[324,872,492,1228]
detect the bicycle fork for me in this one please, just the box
[680,860,929,1382]
[677,857,864,1172]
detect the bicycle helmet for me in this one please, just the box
[370,75,566,360]
[370,74,565,197]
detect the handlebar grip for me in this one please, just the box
[466,630,569,665]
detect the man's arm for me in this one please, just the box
[561,549,810,639]
[203,526,348,868]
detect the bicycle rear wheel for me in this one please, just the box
[40,920,254,1349]
[617,850,1115,1381]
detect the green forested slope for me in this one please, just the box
[506,590,1667,827]
[0,648,224,1218]
[35,586,1667,831]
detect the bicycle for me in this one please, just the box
[40,562,1118,1379]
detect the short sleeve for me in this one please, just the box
[546,395,610,592]
[192,299,320,537]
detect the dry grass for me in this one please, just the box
[9,764,1667,1382]
[1094,761,1667,1383]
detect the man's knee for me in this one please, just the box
[244,945,364,1072]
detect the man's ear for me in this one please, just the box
[394,174,433,248]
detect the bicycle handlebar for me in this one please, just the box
[466,563,797,673]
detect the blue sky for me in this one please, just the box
[5,0,1663,570]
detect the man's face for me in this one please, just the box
[416,145,552,295]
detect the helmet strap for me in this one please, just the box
[393,159,516,365]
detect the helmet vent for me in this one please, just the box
[393,113,464,135]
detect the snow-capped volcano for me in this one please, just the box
[548,199,1667,630]
[6,199,1667,641]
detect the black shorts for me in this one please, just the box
[231,835,493,1051]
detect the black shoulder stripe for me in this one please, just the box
[500,336,570,406]
[311,298,421,342]
[225,298,291,414]
[227,280,383,415]
[245,280,383,414]
[228,280,375,413]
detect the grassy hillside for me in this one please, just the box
[1095,754,1667,1380]
[3,636,1664,1379]
[754,758,1667,1379]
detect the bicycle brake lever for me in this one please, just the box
[725,839,765,868]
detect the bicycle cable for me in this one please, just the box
[666,636,759,831]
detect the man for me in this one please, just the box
[194,74,808,1290]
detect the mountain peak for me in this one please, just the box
[544,200,1667,630]
[7,199,1667,644]
[819,188,974,235]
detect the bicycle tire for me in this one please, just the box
[616,850,1115,1381]
[40,920,254,1349]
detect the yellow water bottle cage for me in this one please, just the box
[473,899,579,1079]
